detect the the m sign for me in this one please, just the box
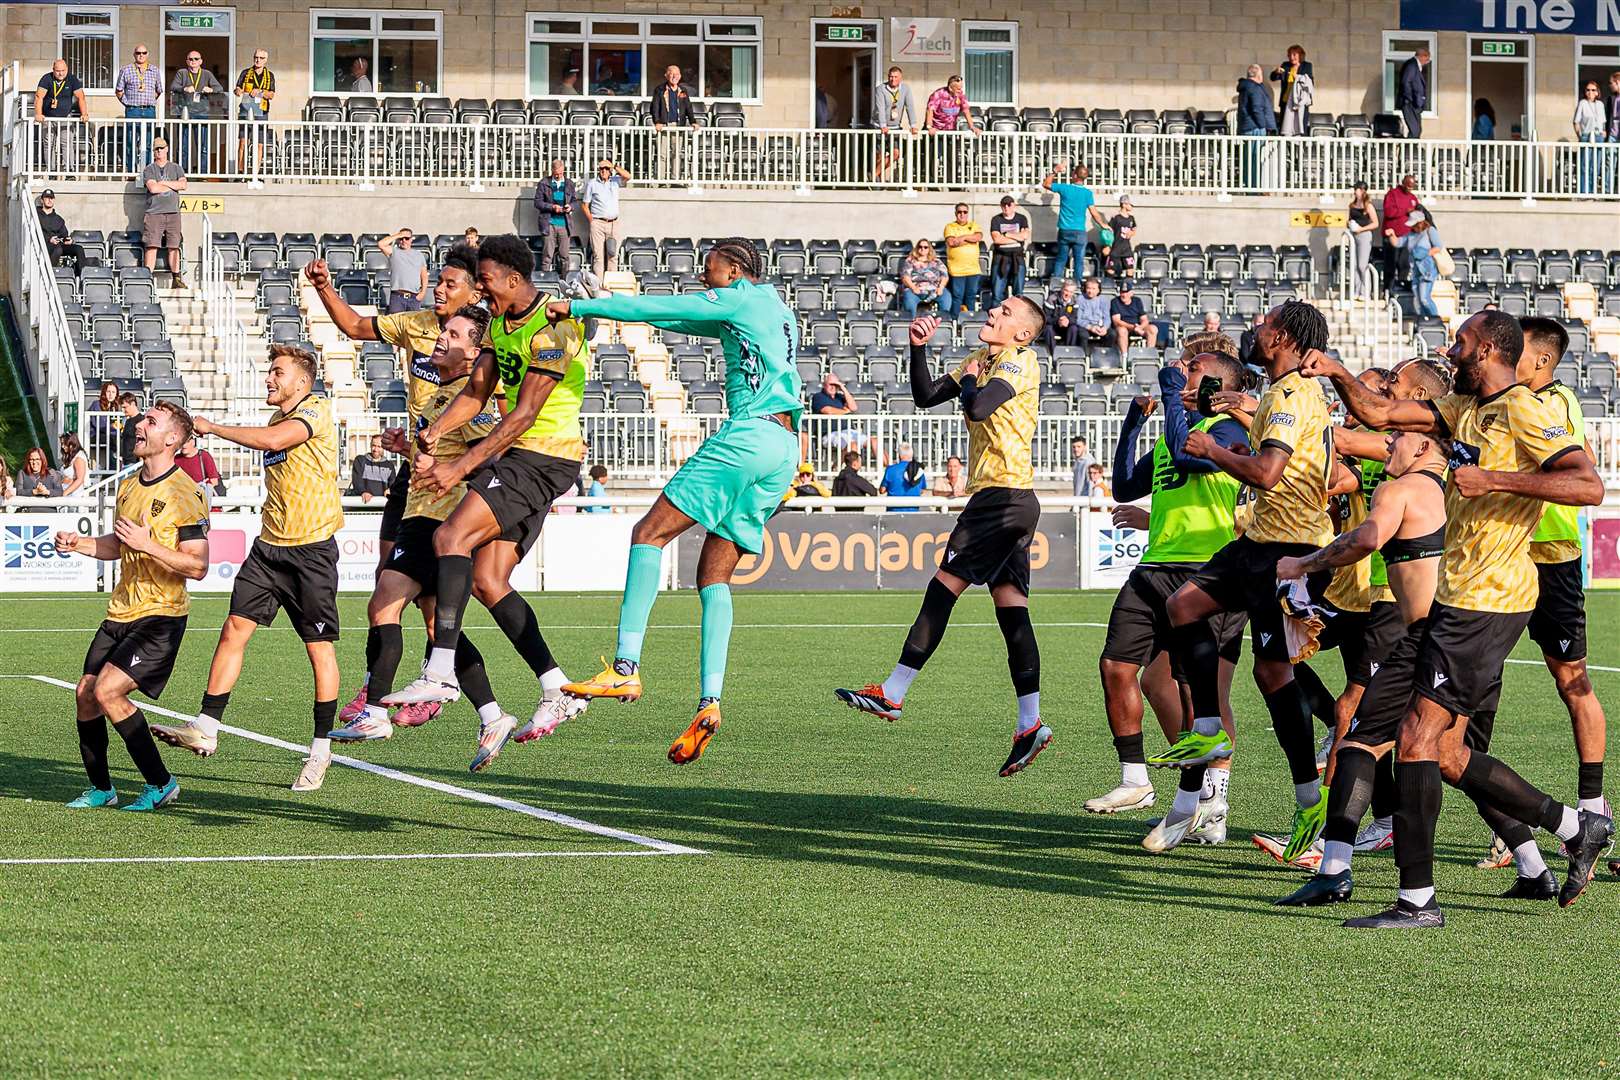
[1402,0,1620,33]
[891,18,956,63]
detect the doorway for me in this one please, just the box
[811,20,879,129]
[1468,34,1533,140]
[161,7,234,174]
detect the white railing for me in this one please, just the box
[12,112,1620,201]
[1335,230,1410,370]
[7,182,84,439]
[198,213,259,407]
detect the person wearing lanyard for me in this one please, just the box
[582,158,632,277]
[169,51,224,175]
[114,44,161,169]
[234,50,276,175]
[35,58,87,174]
[872,66,918,182]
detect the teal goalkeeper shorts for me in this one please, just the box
[662,415,798,555]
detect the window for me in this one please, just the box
[59,7,118,92]
[311,9,441,95]
[962,22,1017,107]
[1577,39,1620,99]
[526,14,761,101]
[1383,32,1435,117]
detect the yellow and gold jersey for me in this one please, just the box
[950,345,1039,493]
[484,296,589,462]
[1434,385,1583,613]
[405,374,502,521]
[1244,369,1334,547]
[261,394,345,546]
[1323,478,1386,611]
[373,309,444,425]
[106,465,209,622]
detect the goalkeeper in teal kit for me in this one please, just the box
[547,238,801,764]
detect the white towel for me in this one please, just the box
[1278,576,1328,663]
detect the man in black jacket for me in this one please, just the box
[831,450,878,499]
[651,66,698,128]
[1397,47,1429,139]
[37,189,86,274]
[533,160,578,273]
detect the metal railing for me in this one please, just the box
[198,213,260,408]
[7,182,84,439]
[12,110,1620,201]
[1334,230,1410,369]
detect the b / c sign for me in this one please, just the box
[891,18,956,63]
[1403,0,1620,33]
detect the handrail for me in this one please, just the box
[9,181,84,439]
[12,115,1620,201]
[198,212,259,407]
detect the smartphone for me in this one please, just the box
[1196,375,1223,416]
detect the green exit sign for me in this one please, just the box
[827,25,864,40]
[171,13,221,29]
[1481,40,1519,56]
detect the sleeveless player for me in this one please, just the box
[1305,310,1613,926]
[835,299,1052,777]
[1089,344,1249,848]
[553,239,802,765]
[307,242,483,729]
[152,345,346,791]
[1272,429,1448,906]
[56,402,209,812]
[1154,301,1337,863]
[384,235,590,767]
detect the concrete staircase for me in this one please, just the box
[1321,295,1409,373]
[155,281,264,415]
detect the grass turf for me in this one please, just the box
[0,590,1614,1077]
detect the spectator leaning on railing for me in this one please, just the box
[17,447,63,500]
[34,58,86,172]
[872,66,919,182]
[924,75,978,134]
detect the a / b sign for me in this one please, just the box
[179,196,223,214]
[1402,0,1620,34]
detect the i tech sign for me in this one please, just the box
[0,516,99,591]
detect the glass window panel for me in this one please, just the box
[381,17,438,33]
[531,18,582,36]
[377,38,438,93]
[706,21,760,39]
[648,43,700,87]
[703,44,757,99]
[61,9,117,91]
[316,15,372,32]
[530,41,586,96]
[314,37,371,92]
[591,20,641,37]
[649,21,699,38]
[965,49,1013,106]
[967,26,1013,44]
[63,10,114,28]
[589,46,642,96]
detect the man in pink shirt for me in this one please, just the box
[1381,174,1420,292]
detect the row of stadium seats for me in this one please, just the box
[301,96,750,129]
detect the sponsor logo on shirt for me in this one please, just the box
[1269,412,1296,427]
[1543,425,1570,440]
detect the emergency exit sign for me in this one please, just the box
[826,26,865,40]
[174,14,221,29]
[1481,40,1519,56]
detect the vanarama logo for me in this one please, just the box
[732,522,1048,586]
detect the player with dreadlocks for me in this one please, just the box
[546,238,802,764]
[835,295,1053,778]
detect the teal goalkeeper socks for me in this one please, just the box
[614,544,663,665]
[699,583,732,701]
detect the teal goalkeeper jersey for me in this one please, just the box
[570,279,803,426]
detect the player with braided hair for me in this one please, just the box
[547,237,802,764]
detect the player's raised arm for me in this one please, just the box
[304,259,380,340]
[417,362,557,496]
[421,348,500,450]
[1452,399,1605,507]
[1301,350,1438,433]
[556,286,741,337]
[907,315,960,407]
[1332,424,1391,463]
[1278,480,1410,579]
[193,411,311,452]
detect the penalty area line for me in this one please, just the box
[0,850,677,867]
[8,674,703,857]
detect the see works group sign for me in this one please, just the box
[1403,0,1620,32]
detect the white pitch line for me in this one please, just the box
[10,675,703,857]
[1506,657,1620,673]
[0,850,675,867]
[0,621,1115,633]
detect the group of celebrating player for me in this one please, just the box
[54,230,1613,926]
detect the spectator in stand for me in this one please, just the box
[557,68,582,96]
[1086,463,1110,498]
[0,455,14,505]
[1398,47,1429,138]
[350,57,373,94]
[942,203,983,319]
[924,74,979,133]
[782,463,830,506]
[1109,280,1159,355]
[1236,64,1276,191]
[812,372,866,453]
[1406,212,1442,317]
[872,66,919,181]
[117,393,142,467]
[879,443,927,511]
[1201,310,1223,335]
[584,463,610,513]
[1347,181,1378,297]
[651,65,698,176]
[582,158,632,276]
[1270,45,1313,133]
[90,382,121,452]
[1576,81,1607,195]
[140,139,186,288]
[1381,174,1420,292]
[37,189,85,275]
[988,196,1031,304]
[379,227,428,313]
[1041,162,1108,283]
[346,435,396,502]
[1609,72,1620,188]
[1071,436,1097,496]
[1075,276,1112,353]
[176,434,223,496]
[463,226,480,248]
[169,49,225,173]
[17,447,63,500]
[1472,98,1496,141]
[897,239,947,316]
[933,455,967,498]
[113,43,161,168]
[534,160,578,273]
[234,49,276,175]
[832,450,879,498]
[1043,279,1082,349]
[1103,194,1137,280]
[58,432,89,496]
[35,58,87,173]
[1239,310,1264,365]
